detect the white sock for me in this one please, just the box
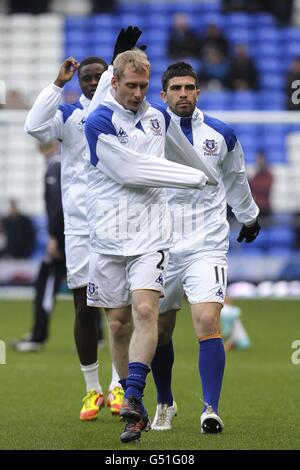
[109,363,120,391]
[80,361,102,394]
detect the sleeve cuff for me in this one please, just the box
[50,83,64,94]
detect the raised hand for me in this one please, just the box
[112,26,143,62]
[54,57,80,88]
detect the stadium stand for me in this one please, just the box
[1,0,300,264]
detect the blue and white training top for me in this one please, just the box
[165,107,259,258]
[25,84,91,236]
[85,89,208,256]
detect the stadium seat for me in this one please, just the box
[256,58,285,74]
[91,14,117,29]
[285,42,300,58]
[232,91,259,110]
[255,28,282,43]
[282,27,300,42]
[118,2,147,14]
[201,13,226,28]
[115,14,147,29]
[254,13,276,27]
[255,43,283,59]
[226,28,255,45]
[65,16,90,30]
[260,74,285,90]
[268,227,295,248]
[225,13,255,28]
[260,91,285,110]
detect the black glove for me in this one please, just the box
[112,26,143,63]
[237,220,261,243]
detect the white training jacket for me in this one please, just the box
[165,108,259,258]
[25,85,92,236]
[85,90,210,256]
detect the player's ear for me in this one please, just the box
[196,88,200,99]
[160,90,167,103]
[111,75,118,90]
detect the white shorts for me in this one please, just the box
[65,234,90,289]
[159,253,227,314]
[87,250,169,308]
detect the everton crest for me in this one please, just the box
[203,139,218,156]
[150,118,162,135]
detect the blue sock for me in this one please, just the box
[125,362,150,401]
[151,340,174,406]
[119,378,127,391]
[199,338,225,414]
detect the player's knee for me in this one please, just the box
[199,312,220,336]
[109,317,131,339]
[135,302,156,327]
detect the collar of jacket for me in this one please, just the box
[167,106,203,125]
[103,89,150,124]
[79,94,91,110]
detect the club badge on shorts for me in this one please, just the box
[87,282,99,301]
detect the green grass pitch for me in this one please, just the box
[0,298,299,450]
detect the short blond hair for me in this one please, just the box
[113,49,151,80]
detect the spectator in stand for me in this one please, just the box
[199,24,229,60]
[1,90,28,110]
[199,48,231,90]
[167,13,199,60]
[286,57,300,111]
[249,151,273,217]
[229,44,259,90]
[8,0,50,14]
[2,199,35,259]
[91,0,118,13]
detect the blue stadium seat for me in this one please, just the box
[147,44,166,60]
[238,136,261,152]
[225,13,255,28]
[269,226,295,248]
[285,42,300,58]
[64,45,87,60]
[199,1,221,13]
[226,28,256,45]
[259,91,285,110]
[118,2,147,14]
[255,27,282,43]
[255,43,283,59]
[240,245,265,256]
[200,91,232,111]
[146,14,172,29]
[282,27,300,42]
[90,30,116,46]
[266,150,286,164]
[114,13,147,29]
[269,246,293,255]
[65,30,86,46]
[260,74,285,90]
[65,16,90,31]
[201,13,226,28]
[146,29,169,43]
[91,14,117,29]
[254,13,276,27]
[232,91,258,110]
[256,58,285,74]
